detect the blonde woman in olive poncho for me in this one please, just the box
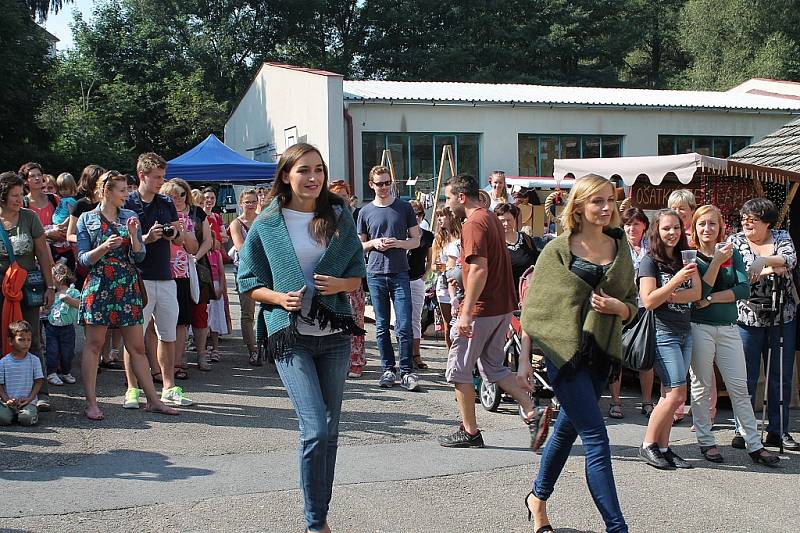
[520,174,636,533]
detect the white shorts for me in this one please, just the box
[142,279,179,342]
[410,278,426,339]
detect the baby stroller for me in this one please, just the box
[475,265,558,412]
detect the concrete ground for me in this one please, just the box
[1,271,799,532]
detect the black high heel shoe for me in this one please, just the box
[749,448,780,467]
[524,492,554,532]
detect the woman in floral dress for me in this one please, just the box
[76,171,178,420]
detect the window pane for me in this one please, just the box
[583,136,601,158]
[694,137,712,156]
[518,135,538,176]
[434,135,456,179]
[601,137,622,158]
[676,137,693,154]
[456,134,479,178]
[658,136,675,155]
[732,137,750,154]
[539,137,557,177]
[410,134,434,192]
[386,134,409,195]
[713,138,731,158]
[562,137,580,159]
[361,133,384,200]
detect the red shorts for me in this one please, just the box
[191,303,208,329]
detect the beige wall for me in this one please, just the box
[346,102,795,198]
[224,65,346,180]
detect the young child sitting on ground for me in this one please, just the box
[45,263,81,386]
[0,321,45,426]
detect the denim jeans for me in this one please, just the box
[366,271,413,375]
[274,333,352,531]
[738,320,796,434]
[534,360,628,533]
[654,329,693,389]
[45,323,76,375]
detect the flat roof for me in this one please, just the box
[343,80,800,112]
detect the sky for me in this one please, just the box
[42,0,96,50]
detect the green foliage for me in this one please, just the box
[25,0,71,20]
[0,0,54,171]
[678,0,800,89]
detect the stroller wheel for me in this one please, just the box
[480,380,502,412]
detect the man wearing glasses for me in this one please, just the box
[358,166,422,391]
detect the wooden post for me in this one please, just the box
[430,145,456,235]
[776,181,799,229]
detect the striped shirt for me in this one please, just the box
[0,353,44,402]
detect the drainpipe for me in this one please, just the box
[344,107,355,191]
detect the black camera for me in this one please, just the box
[162,224,176,238]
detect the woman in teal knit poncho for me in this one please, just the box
[237,143,366,533]
[521,174,635,533]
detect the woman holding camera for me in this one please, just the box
[730,198,798,451]
[688,205,779,464]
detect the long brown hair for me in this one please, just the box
[432,207,462,259]
[268,143,343,244]
[647,208,688,270]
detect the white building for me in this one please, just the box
[224,63,800,200]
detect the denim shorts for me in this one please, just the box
[654,329,693,388]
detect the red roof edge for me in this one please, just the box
[746,89,800,101]
[263,62,342,78]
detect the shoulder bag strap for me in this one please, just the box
[0,224,16,264]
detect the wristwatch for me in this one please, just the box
[48,285,56,290]
[706,295,712,302]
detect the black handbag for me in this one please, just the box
[195,256,217,304]
[621,309,656,371]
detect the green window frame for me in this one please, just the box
[518,134,624,177]
[361,132,481,199]
[657,135,751,158]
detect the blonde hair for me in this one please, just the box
[56,172,77,195]
[667,189,697,211]
[368,165,390,182]
[167,178,194,207]
[191,189,203,205]
[96,171,126,200]
[691,204,726,246]
[136,152,166,175]
[489,171,508,201]
[239,188,257,203]
[560,174,620,232]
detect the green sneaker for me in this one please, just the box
[161,386,193,407]
[123,388,141,409]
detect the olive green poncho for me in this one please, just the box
[521,228,637,373]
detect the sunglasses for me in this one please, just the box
[741,216,763,224]
[371,180,392,188]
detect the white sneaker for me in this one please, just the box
[47,373,64,386]
[161,386,194,407]
[400,373,420,391]
[378,370,397,388]
[59,373,77,384]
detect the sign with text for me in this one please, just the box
[631,182,704,210]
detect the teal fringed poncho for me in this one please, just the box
[236,198,367,358]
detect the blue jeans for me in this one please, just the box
[274,333,351,531]
[45,323,76,375]
[534,360,628,533]
[738,320,796,434]
[654,329,693,388]
[366,271,413,375]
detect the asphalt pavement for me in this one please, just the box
[1,270,799,532]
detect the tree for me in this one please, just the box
[678,0,800,89]
[0,0,54,171]
[25,0,72,20]
[618,0,689,88]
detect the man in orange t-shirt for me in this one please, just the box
[439,174,540,448]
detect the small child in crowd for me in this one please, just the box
[0,321,45,426]
[45,263,81,386]
[52,172,78,225]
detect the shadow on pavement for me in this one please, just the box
[0,449,213,483]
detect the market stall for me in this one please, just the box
[553,153,800,231]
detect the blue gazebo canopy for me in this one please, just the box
[166,134,276,182]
